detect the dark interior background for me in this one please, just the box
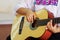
[0,24,12,40]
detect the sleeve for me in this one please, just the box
[56,0,60,26]
[15,0,28,12]
[56,0,60,17]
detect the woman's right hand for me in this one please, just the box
[16,8,36,23]
[26,10,36,23]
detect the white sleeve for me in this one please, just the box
[56,0,60,17]
[56,0,60,26]
[56,7,60,17]
[15,0,28,11]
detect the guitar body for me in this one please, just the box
[11,9,48,40]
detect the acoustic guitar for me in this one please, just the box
[11,9,60,40]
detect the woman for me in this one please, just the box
[11,0,60,40]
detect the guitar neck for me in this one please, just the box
[32,17,60,26]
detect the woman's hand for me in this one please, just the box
[26,10,36,23]
[47,20,60,33]
[16,8,36,23]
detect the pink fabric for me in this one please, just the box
[35,0,58,6]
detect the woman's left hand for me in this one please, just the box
[47,20,60,33]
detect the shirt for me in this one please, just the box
[15,0,60,25]
[15,0,60,17]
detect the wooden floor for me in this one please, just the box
[0,24,12,40]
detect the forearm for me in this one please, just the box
[16,8,33,15]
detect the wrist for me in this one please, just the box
[26,9,34,15]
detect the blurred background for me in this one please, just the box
[0,0,18,40]
[0,0,18,24]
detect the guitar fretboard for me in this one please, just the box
[32,17,60,27]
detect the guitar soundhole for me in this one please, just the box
[32,20,37,28]
[32,18,39,28]
[30,20,38,30]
